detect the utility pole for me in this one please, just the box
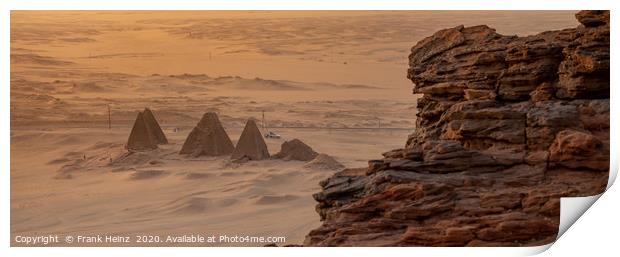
[107,104,111,130]
[262,110,265,132]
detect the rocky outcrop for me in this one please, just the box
[305,11,609,247]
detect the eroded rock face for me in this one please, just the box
[305,10,609,247]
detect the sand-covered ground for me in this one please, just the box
[10,11,578,246]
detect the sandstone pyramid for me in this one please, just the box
[126,108,168,151]
[142,108,168,144]
[126,112,158,151]
[273,138,318,161]
[303,154,345,170]
[231,119,270,160]
[180,112,234,157]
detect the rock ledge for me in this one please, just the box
[304,10,609,247]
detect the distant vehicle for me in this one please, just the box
[264,131,281,139]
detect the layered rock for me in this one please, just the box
[305,10,609,246]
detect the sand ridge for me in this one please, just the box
[10,11,580,246]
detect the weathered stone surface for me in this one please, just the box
[141,108,168,144]
[305,10,609,247]
[272,138,319,161]
[180,112,235,157]
[548,129,608,171]
[126,108,168,151]
[575,10,609,27]
[557,13,610,99]
[231,119,270,160]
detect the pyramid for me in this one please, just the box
[231,119,270,160]
[303,154,345,170]
[180,112,234,156]
[126,112,158,151]
[273,138,318,161]
[126,108,168,151]
[141,108,168,144]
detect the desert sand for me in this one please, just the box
[10,11,578,246]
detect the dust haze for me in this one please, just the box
[11,11,578,246]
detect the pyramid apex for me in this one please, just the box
[126,112,158,151]
[180,111,234,156]
[231,119,270,160]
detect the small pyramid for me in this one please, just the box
[126,112,158,151]
[180,112,234,156]
[303,154,345,170]
[273,138,318,161]
[231,119,270,160]
[142,108,168,144]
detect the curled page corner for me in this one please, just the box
[537,164,616,254]
[518,194,604,256]
[521,243,553,256]
[607,161,618,190]
[557,194,603,239]
[550,158,617,247]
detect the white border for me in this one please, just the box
[2,1,618,257]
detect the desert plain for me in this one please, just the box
[10,11,579,246]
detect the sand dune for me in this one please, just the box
[254,195,299,205]
[128,170,168,180]
[10,11,579,246]
[11,53,74,66]
[11,124,410,245]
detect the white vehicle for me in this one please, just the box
[264,131,281,139]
